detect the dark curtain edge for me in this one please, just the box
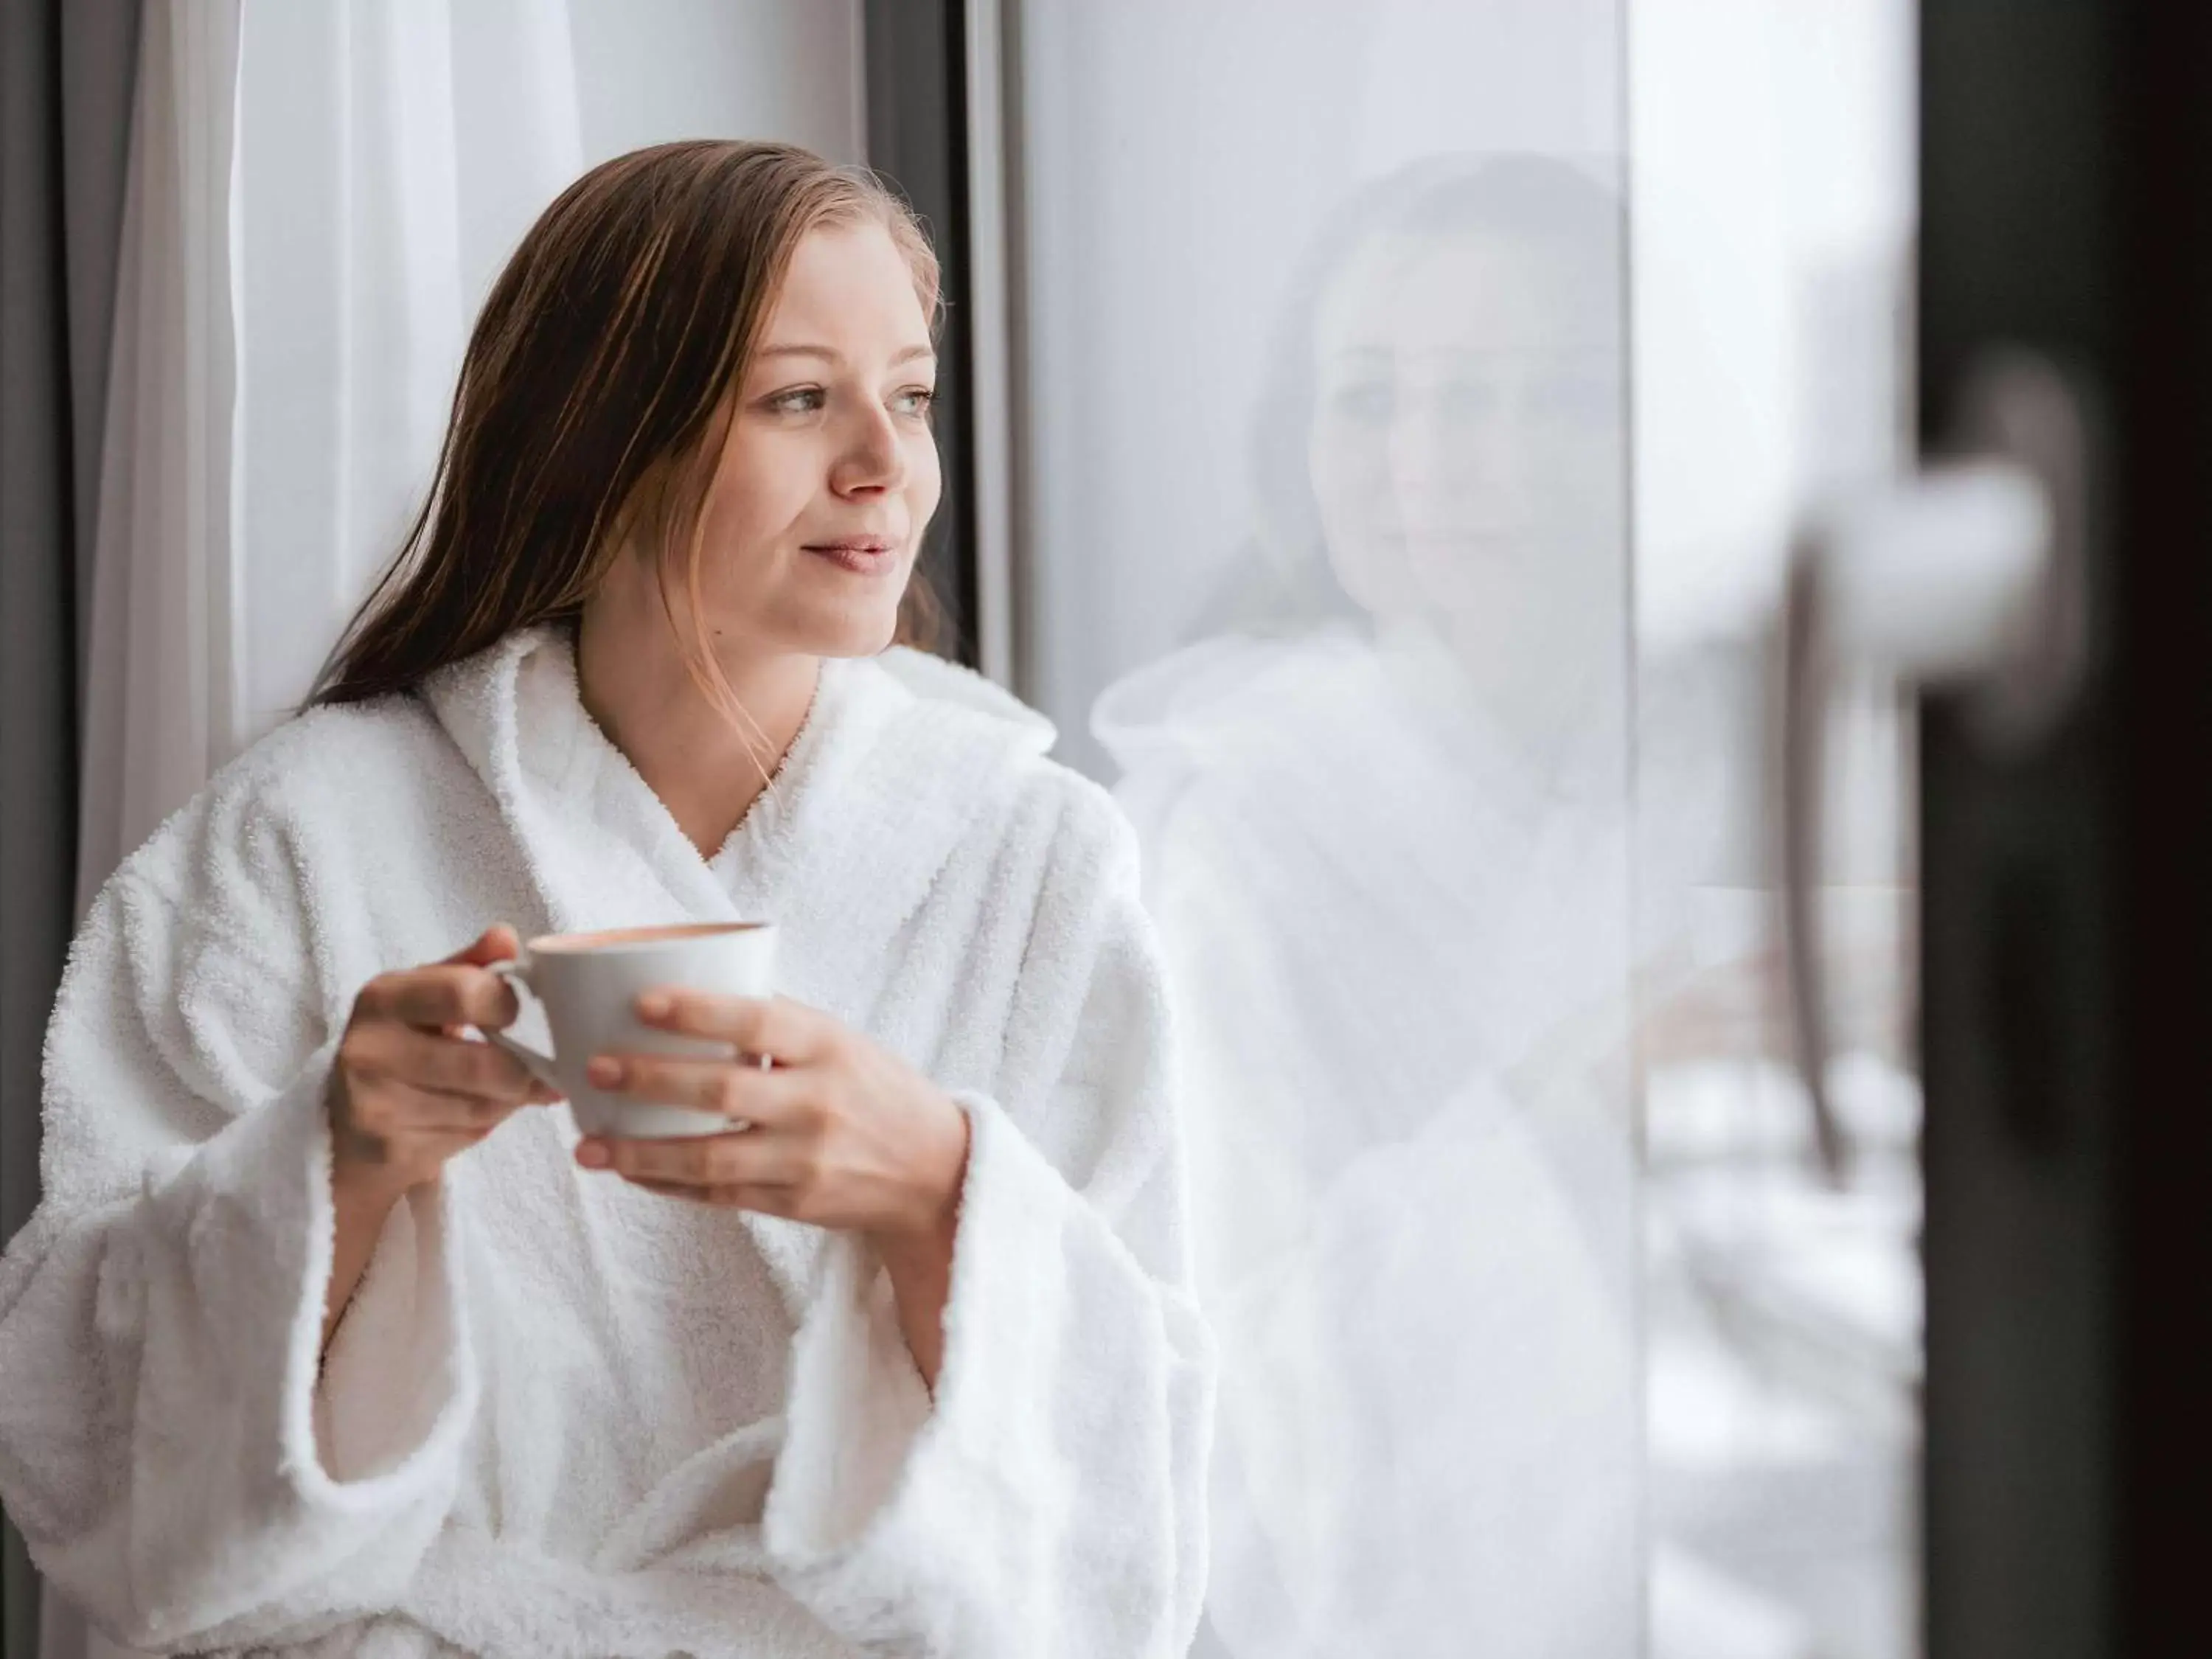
[862,0,981,668]
[0,3,76,1652]
[0,2,142,1656]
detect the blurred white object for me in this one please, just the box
[1806,462,2051,684]
[1780,352,2089,1177]
[1650,1542,1817,1659]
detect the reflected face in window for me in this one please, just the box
[1307,229,1627,653]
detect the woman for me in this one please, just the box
[1093,156,1652,1658]
[0,142,1211,1658]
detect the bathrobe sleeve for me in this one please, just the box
[0,815,477,1652]
[762,793,1218,1658]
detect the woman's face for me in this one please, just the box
[684,220,942,658]
[1307,227,1627,659]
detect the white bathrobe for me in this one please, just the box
[0,624,1214,1659]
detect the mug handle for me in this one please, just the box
[486,957,561,1093]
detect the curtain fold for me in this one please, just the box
[229,0,582,752]
[0,2,143,1657]
[49,8,237,1658]
[72,0,242,919]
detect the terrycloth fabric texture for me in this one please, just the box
[0,625,1214,1658]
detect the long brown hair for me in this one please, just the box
[307,140,943,724]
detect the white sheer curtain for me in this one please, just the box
[72,0,241,917]
[73,0,583,925]
[52,23,238,1659]
[228,0,584,756]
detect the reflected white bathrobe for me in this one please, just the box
[0,625,1213,1658]
[1095,622,1640,1659]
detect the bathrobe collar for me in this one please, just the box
[420,622,1054,950]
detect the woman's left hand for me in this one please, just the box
[575,990,971,1251]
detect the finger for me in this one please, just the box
[585,1130,801,1189]
[582,1052,799,1124]
[347,1074,524,1138]
[370,964,520,1034]
[367,1025,546,1105]
[591,1135,739,1188]
[347,1022,540,1110]
[633,992,830,1065]
[442,925,522,967]
[437,1025,563,1104]
[415,1124,501,1160]
[626,1177,715,1204]
[626,1177,793,1214]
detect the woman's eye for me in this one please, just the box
[767,386,827,414]
[1329,381,1395,425]
[892,386,937,418]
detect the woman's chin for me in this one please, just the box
[771,601,905,660]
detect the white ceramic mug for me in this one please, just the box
[487,921,778,1139]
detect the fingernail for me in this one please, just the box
[586,1056,622,1086]
[576,1139,611,1169]
[637,990,672,1021]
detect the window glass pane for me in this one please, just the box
[1013,4,1917,1654]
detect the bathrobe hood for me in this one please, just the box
[422,625,1057,957]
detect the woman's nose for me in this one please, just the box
[1390,409,1481,515]
[1391,407,1528,513]
[831,403,906,497]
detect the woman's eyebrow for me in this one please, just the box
[754,343,938,366]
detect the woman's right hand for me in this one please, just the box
[328,925,559,1194]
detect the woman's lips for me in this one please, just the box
[802,539,900,575]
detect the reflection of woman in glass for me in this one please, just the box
[1096,156,1644,1658]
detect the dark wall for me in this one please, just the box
[1919,4,2212,1655]
[863,0,980,667]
